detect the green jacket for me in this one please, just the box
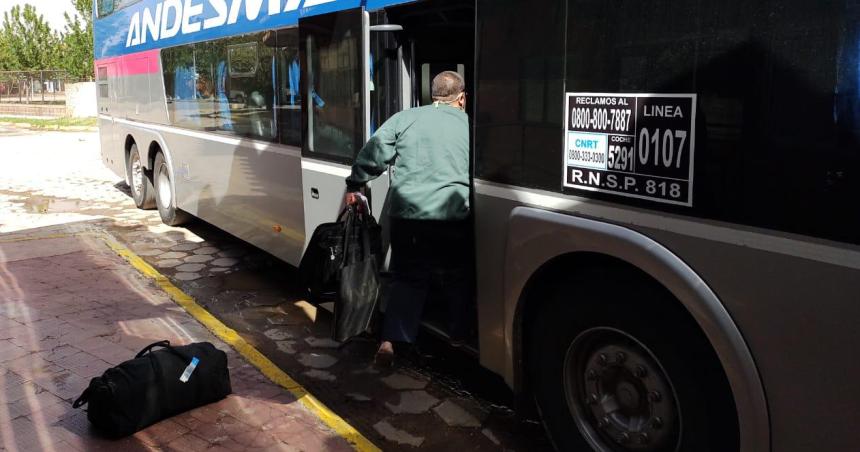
[346,103,470,221]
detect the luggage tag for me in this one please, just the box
[179,357,200,383]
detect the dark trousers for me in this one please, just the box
[382,218,473,344]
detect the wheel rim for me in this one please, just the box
[156,163,172,208]
[131,152,144,199]
[563,327,681,452]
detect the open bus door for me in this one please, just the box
[373,1,478,345]
[299,3,477,345]
[298,7,392,247]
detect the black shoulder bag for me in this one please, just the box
[335,205,383,342]
[299,208,350,303]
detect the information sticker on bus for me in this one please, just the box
[563,92,697,207]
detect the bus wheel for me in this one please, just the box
[528,269,738,452]
[126,144,155,210]
[153,152,191,226]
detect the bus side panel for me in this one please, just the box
[96,49,170,179]
[483,196,769,452]
[476,184,860,452]
[473,191,516,380]
[644,227,860,452]
[114,50,169,125]
[158,130,306,266]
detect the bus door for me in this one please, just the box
[366,21,409,221]
[299,8,382,244]
[376,0,477,343]
[299,4,477,343]
[96,62,122,176]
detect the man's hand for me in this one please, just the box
[345,191,369,213]
[345,191,361,206]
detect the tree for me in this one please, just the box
[0,34,12,71]
[0,5,61,71]
[60,0,94,80]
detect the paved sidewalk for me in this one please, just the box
[0,127,550,450]
[0,230,354,452]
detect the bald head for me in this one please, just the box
[432,71,466,102]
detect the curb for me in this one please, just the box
[103,235,382,452]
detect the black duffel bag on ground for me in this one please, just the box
[72,340,231,438]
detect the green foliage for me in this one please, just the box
[0,116,98,129]
[60,0,94,80]
[0,1,94,80]
[0,5,61,72]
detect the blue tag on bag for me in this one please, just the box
[179,357,199,383]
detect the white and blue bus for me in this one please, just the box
[95,1,860,451]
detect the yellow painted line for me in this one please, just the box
[102,236,380,452]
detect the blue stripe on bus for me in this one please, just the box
[94,0,417,59]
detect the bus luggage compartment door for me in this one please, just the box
[96,62,122,176]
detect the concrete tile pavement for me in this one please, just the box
[0,231,355,452]
[0,127,553,451]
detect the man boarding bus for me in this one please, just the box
[345,70,471,364]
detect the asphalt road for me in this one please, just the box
[0,126,553,451]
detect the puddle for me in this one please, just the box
[0,190,119,216]
[21,195,82,214]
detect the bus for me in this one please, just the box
[93,1,860,451]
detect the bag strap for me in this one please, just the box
[137,339,195,364]
[341,205,356,265]
[72,388,89,408]
[341,205,377,264]
[359,213,373,260]
[135,340,172,358]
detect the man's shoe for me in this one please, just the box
[374,341,395,367]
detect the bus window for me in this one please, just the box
[300,8,366,163]
[162,45,210,130]
[162,33,276,142]
[97,66,108,99]
[369,24,404,134]
[228,43,259,78]
[267,28,302,147]
[96,0,141,18]
[563,0,860,244]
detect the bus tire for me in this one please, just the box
[153,152,191,226]
[126,143,156,210]
[527,267,739,452]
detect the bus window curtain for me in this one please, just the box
[290,56,325,108]
[174,66,200,127]
[216,60,234,131]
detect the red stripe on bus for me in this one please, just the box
[94,49,161,77]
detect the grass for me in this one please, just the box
[0,116,97,129]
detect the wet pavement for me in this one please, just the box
[0,126,552,451]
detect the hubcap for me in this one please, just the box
[564,328,681,452]
[157,164,172,208]
[131,153,144,198]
